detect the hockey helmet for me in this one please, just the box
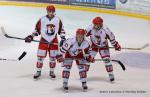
[92,17,103,25]
[76,28,86,43]
[76,29,86,36]
[46,5,55,12]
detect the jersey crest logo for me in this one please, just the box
[95,35,101,45]
[46,24,55,36]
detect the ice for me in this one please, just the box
[0,6,150,97]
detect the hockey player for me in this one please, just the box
[57,29,94,91]
[86,17,121,82]
[25,5,66,79]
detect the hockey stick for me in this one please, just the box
[111,59,125,70]
[64,58,125,71]
[94,43,149,50]
[0,27,57,45]
[93,59,125,71]
[94,59,125,71]
[1,27,148,50]
[109,44,149,50]
[0,51,27,61]
[83,49,125,70]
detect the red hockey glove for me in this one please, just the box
[84,65,90,72]
[114,42,121,51]
[25,35,33,43]
[86,55,95,63]
[56,54,64,63]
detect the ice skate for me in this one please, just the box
[109,73,115,82]
[33,71,41,80]
[82,82,88,92]
[50,71,56,79]
[63,82,68,92]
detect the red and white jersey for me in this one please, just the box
[59,37,91,56]
[33,15,65,43]
[86,24,117,47]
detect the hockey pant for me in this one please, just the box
[36,38,58,71]
[91,46,113,74]
[84,62,90,72]
[62,59,87,83]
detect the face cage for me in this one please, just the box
[94,24,102,30]
[76,34,85,44]
[47,10,55,15]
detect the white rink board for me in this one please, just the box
[116,0,150,15]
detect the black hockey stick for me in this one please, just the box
[1,27,148,50]
[0,51,27,61]
[0,27,57,45]
[111,59,125,70]
[94,59,125,71]
[65,58,125,71]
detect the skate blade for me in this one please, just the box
[33,77,40,81]
[50,77,56,80]
[83,89,88,92]
[64,89,69,93]
[109,77,115,84]
[110,80,115,84]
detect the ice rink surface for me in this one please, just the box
[0,6,150,97]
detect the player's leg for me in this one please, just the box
[85,43,98,72]
[62,53,73,90]
[99,48,114,82]
[49,57,56,78]
[49,42,58,79]
[34,39,48,79]
[76,60,88,90]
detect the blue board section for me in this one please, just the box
[70,0,116,9]
[10,0,70,4]
[6,0,116,9]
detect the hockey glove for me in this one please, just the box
[59,40,64,47]
[59,36,66,47]
[84,65,90,72]
[25,35,33,43]
[56,54,64,63]
[86,55,95,63]
[114,42,121,51]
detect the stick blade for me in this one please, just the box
[18,51,27,61]
[141,43,149,49]
[117,61,126,71]
[0,26,9,37]
[112,60,126,71]
[1,26,6,34]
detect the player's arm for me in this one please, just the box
[84,41,95,63]
[85,25,93,37]
[59,39,72,54]
[25,19,41,43]
[58,20,66,46]
[57,39,71,62]
[105,27,121,51]
[32,19,41,37]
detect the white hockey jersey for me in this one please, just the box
[33,15,65,42]
[86,24,117,47]
[59,37,91,56]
